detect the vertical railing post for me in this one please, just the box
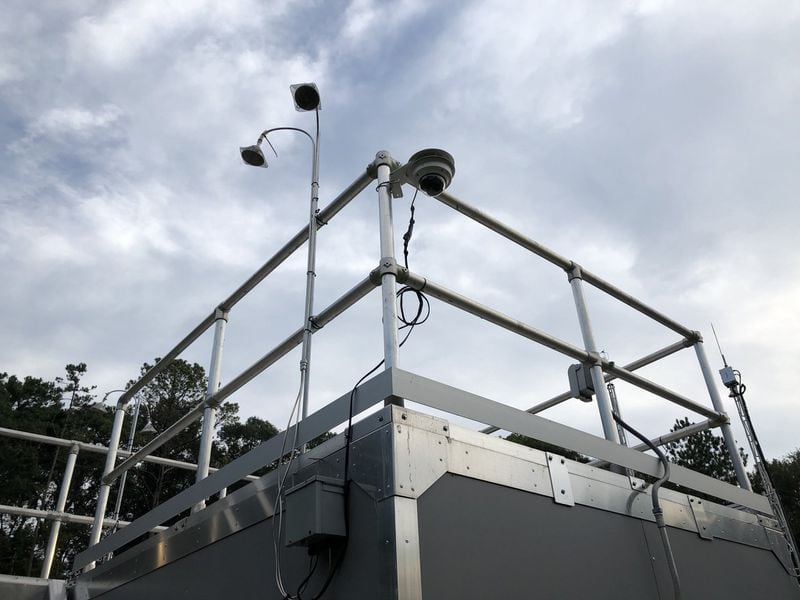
[568,265,621,444]
[374,151,401,407]
[694,338,751,490]
[192,308,230,513]
[111,396,142,522]
[87,401,126,564]
[40,443,79,578]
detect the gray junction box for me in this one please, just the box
[74,404,800,600]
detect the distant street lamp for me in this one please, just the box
[112,397,157,523]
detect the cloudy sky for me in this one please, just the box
[2,0,798,462]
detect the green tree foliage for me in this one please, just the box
[751,449,800,546]
[0,364,110,578]
[665,417,747,486]
[0,360,284,578]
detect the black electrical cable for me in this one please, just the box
[612,412,682,600]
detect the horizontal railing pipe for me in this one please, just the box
[587,418,720,467]
[604,363,721,421]
[481,338,692,434]
[118,170,374,407]
[0,504,166,531]
[434,191,694,338]
[0,427,259,481]
[105,275,378,483]
[404,271,591,362]
[405,271,721,422]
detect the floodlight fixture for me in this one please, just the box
[91,389,126,411]
[405,148,456,196]
[240,144,268,168]
[290,82,321,112]
[139,402,157,435]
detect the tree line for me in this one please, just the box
[2,361,798,578]
[0,360,281,578]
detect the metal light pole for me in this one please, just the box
[112,399,157,521]
[239,83,321,426]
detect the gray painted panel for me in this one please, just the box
[417,474,800,599]
[417,474,662,599]
[641,522,800,599]
[76,484,386,600]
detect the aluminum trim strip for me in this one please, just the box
[389,368,771,514]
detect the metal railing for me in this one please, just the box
[73,149,759,571]
[0,427,252,578]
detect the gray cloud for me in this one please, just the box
[1,0,798,460]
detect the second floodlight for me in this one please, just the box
[240,144,268,168]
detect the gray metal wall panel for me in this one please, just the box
[417,473,661,599]
[85,485,386,600]
[416,473,800,600]
[642,522,800,599]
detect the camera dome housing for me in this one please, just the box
[405,148,455,196]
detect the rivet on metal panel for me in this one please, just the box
[401,414,407,420]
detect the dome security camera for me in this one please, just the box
[405,148,455,196]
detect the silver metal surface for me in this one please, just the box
[388,368,771,513]
[546,452,575,506]
[0,504,165,531]
[481,338,692,434]
[75,407,393,594]
[433,190,694,337]
[587,417,720,468]
[87,403,126,552]
[0,573,67,600]
[104,276,377,484]
[568,271,620,444]
[299,118,321,423]
[392,496,423,600]
[375,154,400,377]
[74,368,394,569]
[404,270,591,361]
[766,526,799,576]
[0,427,249,476]
[194,308,229,512]
[73,404,794,599]
[40,444,79,578]
[115,169,374,410]
[694,340,752,489]
[392,412,448,499]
